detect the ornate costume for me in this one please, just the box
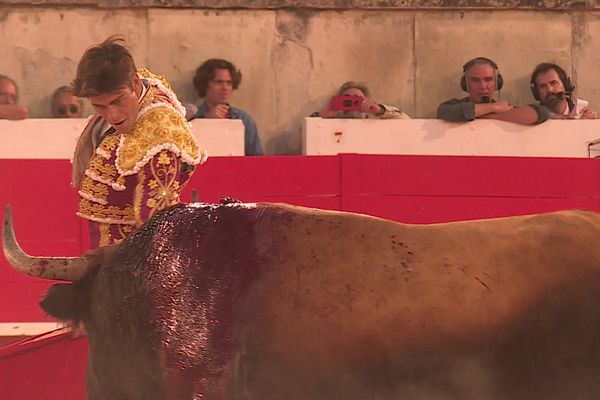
[72,69,207,248]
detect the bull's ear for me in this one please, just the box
[39,283,86,322]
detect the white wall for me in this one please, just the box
[0,119,244,159]
[304,118,600,158]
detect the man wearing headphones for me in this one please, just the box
[530,63,597,119]
[437,57,547,125]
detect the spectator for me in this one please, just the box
[530,62,597,119]
[192,59,263,156]
[0,74,28,120]
[437,57,547,125]
[315,81,410,119]
[51,85,84,118]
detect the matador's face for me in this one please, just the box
[89,74,142,134]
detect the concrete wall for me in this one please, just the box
[1,6,599,154]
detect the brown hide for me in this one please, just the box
[216,205,600,399]
[32,203,600,400]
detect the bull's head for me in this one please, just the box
[3,205,163,397]
[3,205,95,281]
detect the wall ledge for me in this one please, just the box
[0,0,597,10]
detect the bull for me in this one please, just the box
[4,201,600,400]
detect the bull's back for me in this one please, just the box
[135,204,600,399]
[233,206,600,399]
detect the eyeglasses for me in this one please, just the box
[57,104,80,116]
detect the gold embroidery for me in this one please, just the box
[88,156,118,179]
[135,151,181,223]
[78,198,135,223]
[116,175,126,189]
[147,151,179,213]
[117,107,200,173]
[117,224,134,241]
[139,86,159,111]
[138,68,173,90]
[98,133,119,154]
[84,133,120,186]
[134,167,145,225]
[80,176,109,203]
[158,151,172,165]
[98,223,135,246]
[99,224,111,247]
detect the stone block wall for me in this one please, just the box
[0,1,598,153]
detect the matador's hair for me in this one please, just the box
[73,35,137,97]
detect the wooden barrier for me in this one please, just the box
[2,154,599,329]
[3,118,600,158]
[303,118,600,157]
[0,330,87,399]
[0,118,245,159]
[1,153,600,400]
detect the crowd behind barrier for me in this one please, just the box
[1,57,597,157]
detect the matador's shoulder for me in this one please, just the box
[116,69,207,176]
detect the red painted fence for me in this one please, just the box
[2,154,600,322]
[1,154,599,399]
[0,330,87,399]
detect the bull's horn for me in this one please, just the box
[3,205,89,282]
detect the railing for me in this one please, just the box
[303,118,600,158]
[0,118,245,159]
[3,118,600,158]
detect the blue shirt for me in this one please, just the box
[195,103,263,156]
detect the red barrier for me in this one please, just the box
[0,330,87,399]
[2,155,600,322]
[341,155,600,223]
[1,154,600,400]
[0,156,341,322]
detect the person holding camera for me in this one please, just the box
[315,81,410,119]
[437,57,547,125]
[530,62,597,119]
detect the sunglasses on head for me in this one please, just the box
[57,104,80,116]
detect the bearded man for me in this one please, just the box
[530,62,597,119]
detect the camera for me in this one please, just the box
[330,95,363,111]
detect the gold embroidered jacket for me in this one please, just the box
[74,69,207,248]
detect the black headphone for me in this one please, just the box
[530,63,575,101]
[460,57,503,92]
